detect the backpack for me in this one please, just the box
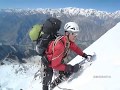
[29,24,43,41]
[33,17,62,56]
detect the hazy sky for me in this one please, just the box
[0,0,120,12]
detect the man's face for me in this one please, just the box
[68,32,78,42]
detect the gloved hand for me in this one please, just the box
[82,53,88,59]
[65,64,81,73]
[73,64,81,73]
[65,64,74,73]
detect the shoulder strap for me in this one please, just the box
[51,36,70,61]
[63,37,70,58]
[51,36,64,61]
[52,36,64,53]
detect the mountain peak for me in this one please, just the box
[0,7,120,19]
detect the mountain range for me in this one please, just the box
[0,7,120,44]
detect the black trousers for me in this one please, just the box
[42,66,72,90]
[42,66,53,90]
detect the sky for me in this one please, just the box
[0,0,120,12]
[0,22,120,90]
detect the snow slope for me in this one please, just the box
[54,22,120,90]
[0,22,120,90]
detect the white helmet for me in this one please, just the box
[64,22,79,33]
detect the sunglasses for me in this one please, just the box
[71,32,78,36]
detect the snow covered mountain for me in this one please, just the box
[0,21,120,90]
[0,7,120,46]
[1,7,120,19]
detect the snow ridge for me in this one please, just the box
[0,7,120,19]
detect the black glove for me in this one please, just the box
[73,64,81,73]
[65,64,81,73]
[82,53,88,59]
[65,64,74,73]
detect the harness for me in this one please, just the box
[52,36,70,61]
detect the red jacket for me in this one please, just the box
[45,36,84,71]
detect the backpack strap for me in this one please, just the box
[52,36,64,54]
[63,38,70,58]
